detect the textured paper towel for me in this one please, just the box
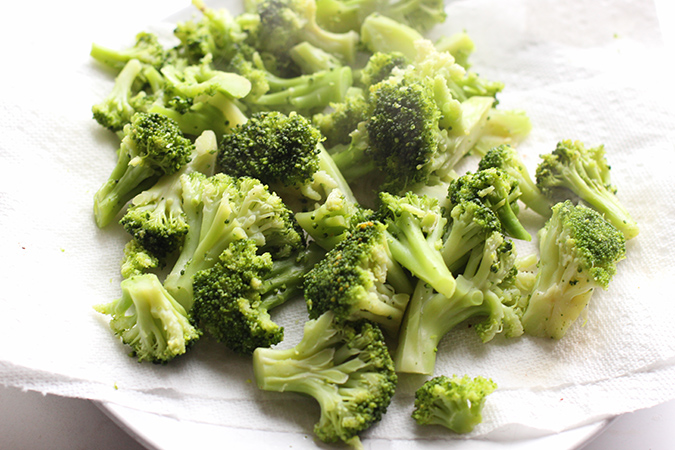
[1,0,675,444]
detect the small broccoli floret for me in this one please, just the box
[252,311,397,446]
[245,0,360,76]
[92,59,146,132]
[448,167,531,241]
[164,172,305,310]
[359,51,409,88]
[395,231,522,374]
[91,31,167,71]
[94,273,201,363]
[304,221,414,335]
[120,239,160,279]
[434,31,475,70]
[93,112,194,228]
[535,139,639,240]
[478,144,552,217]
[378,192,456,299]
[312,88,370,149]
[412,375,497,433]
[120,130,218,257]
[521,201,626,339]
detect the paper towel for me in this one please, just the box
[1,0,675,444]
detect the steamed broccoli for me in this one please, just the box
[520,201,626,339]
[92,58,146,132]
[90,31,167,71]
[470,108,532,156]
[94,273,201,363]
[412,375,497,433]
[358,51,409,88]
[312,88,370,149]
[360,13,425,60]
[288,41,343,74]
[191,238,323,354]
[93,112,194,228]
[119,238,160,279]
[434,31,475,70]
[304,220,414,335]
[535,139,639,240]
[163,172,305,310]
[395,231,522,374]
[119,130,218,258]
[478,144,552,217]
[252,311,397,446]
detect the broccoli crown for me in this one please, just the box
[191,239,284,354]
[252,311,397,444]
[219,110,322,187]
[91,31,167,71]
[93,112,194,228]
[304,221,411,335]
[94,273,201,363]
[535,139,638,240]
[312,89,370,148]
[448,167,531,241]
[412,375,497,433]
[521,200,626,339]
[120,239,160,279]
[359,51,409,88]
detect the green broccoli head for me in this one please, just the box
[94,273,201,363]
[535,139,639,240]
[359,51,409,88]
[521,200,626,339]
[412,375,497,433]
[93,112,194,228]
[191,239,284,354]
[252,311,397,445]
[304,220,413,335]
[119,239,160,279]
[312,88,370,148]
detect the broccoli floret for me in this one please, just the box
[315,0,446,34]
[252,311,397,446]
[94,273,201,363]
[120,238,160,279]
[395,230,522,374]
[91,31,167,71]
[412,375,497,433]
[434,31,475,70]
[448,167,531,241]
[360,13,425,60]
[520,201,626,339]
[163,172,305,310]
[119,130,218,258]
[304,221,414,335]
[93,112,194,228]
[378,192,456,298]
[535,139,639,240]
[245,0,360,76]
[312,88,370,149]
[359,51,409,88]
[478,144,552,217]
[92,59,146,132]
[471,108,532,156]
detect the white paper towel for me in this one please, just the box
[1,0,675,444]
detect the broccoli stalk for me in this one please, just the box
[304,221,414,335]
[90,31,167,71]
[252,311,397,446]
[412,375,498,433]
[535,139,639,240]
[395,232,522,375]
[94,273,200,363]
[93,112,194,228]
[521,201,626,339]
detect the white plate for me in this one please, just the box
[98,401,609,450]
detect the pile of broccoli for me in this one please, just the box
[90,0,636,446]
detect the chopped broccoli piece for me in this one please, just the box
[92,58,146,132]
[289,41,344,73]
[120,238,160,279]
[93,112,194,228]
[535,139,639,240]
[360,13,425,60]
[90,31,167,71]
[312,88,370,148]
[412,375,497,433]
[94,273,201,363]
[434,31,475,70]
[252,311,397,446]
[471,108,532,156]
[358,51,409,88]
[521,200,626,339]
[304,221,414,335]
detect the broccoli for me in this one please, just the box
[119,130,219,258]
[94,273,201,363]
[471,108,532,156]
[163,172,305,310]
[304,221,414,335]
[478,144,552,217]
[288,41,343,74]
[535,139,639,240]
[377,191,456,299]
[395,231,522,374]
[244,0,360,76]
[93,112,194,228]
[412,375,498,433]
[92,58,146,132]
[360,13,425,60]
[312,88,370,149]
[90,31,167,71]
[252,311,397,446]
[520,200,626,339]
[434,31,475,70]
[448,167,532,241]
[358,51,409,88]
[119,238,160,279]
[191,239,324,354]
